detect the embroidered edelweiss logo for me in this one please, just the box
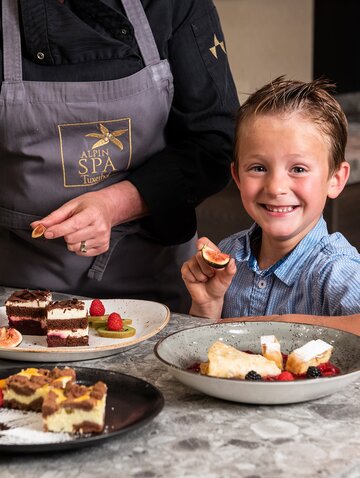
[86,123,128,150]
[209,34,226,59]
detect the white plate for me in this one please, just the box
[154,322,360,405]
[0,299,170,362]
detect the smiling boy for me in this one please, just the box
[182,77,360,319]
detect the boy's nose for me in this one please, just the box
[265,172,288,196]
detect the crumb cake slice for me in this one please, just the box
[46,299,89,347]
[5,289,52,336]
[42,380,107,434]
[286,339,333,375]
[0,367,76,411]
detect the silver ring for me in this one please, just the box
[80,241,87,253]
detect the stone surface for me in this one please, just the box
[0,287,359,477]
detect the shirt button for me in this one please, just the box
[37,52,45,60]
[258,279,266,289]
[120,26,129,36]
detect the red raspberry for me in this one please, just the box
[89,299,105,316]
[276,371,295,381]
[107,312,123,331]
[0,389,3,407]
[318,362,341,377]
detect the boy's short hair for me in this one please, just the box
[234,76,348,175]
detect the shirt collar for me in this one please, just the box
[235,217,328,285]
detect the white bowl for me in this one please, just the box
[154,321,360,404]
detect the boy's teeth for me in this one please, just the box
[266,205,294,213]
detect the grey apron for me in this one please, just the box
[0,0,196,312]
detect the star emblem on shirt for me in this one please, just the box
[209,34,226,59]
[86,124,128,150]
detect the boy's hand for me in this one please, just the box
[181,237,236,320]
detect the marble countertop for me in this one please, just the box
[0,286,359,478]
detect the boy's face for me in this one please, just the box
[232,113,349,249]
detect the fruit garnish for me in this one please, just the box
[275,371,295,381]
[89,317,108,329]
[306,366,322,378]
[107,312,123,331]
[97,325,136,339]
[0,327,23,347]
[88,314,109,324]
[201,244,230,269]
[245,370,262,381]
[89,299,105,316]
[318,362,340,377]
[31,223,46,238]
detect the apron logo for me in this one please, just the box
[86,123,128,151]
[209,34,226,59]
[58,118,132,188]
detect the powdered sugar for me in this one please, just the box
[0,408,72,445]
[293,339,333,362]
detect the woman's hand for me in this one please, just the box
[181,237,236,320]
[30,181,148,257]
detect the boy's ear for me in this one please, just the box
[327,161,350,199]
[231,162,240,189]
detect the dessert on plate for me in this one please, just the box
[198,336,338,381]
[261,335,283,370]
[285,339,333,375]
[5,289,52,336]
[46,299,89,347]
[0,366,76,411]
[0,366,107,435]
[42,380,107,434]
[200,340,282,379]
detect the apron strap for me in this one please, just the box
[121,0,160,67]
[2,0,23,82]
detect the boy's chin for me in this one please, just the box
[262,227,304,243]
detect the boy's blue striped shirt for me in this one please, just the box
[219,217,360,317]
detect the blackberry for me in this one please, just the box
[245,370,262,381]
[306,366,322,378]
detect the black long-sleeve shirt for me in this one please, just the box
[1,0,239,244]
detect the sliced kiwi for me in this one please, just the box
[97,325,136,339]
[90,317,108,329]
[89,316,132,329]
[88,314,109,324]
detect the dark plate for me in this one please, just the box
[0,366,164,453]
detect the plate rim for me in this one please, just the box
[0,365,165,452]
[154,321,360,383]
[0,298,170,355]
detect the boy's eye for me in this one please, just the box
[250,165,266,172]
[292,166,306,173]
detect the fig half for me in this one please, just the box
[0,327,23,347]
[201,244,230,269]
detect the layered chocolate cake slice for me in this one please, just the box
[5,289,52,335]
[1,367,76,411]
[42,380,107,434]
[46,299,89,347]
